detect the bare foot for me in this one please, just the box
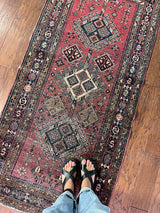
[62,160,77,193]
[81,159,95,189]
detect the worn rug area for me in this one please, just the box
[0,0,159,212]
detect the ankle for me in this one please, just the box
[81,178,91,189]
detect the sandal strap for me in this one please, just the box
[82,171,95,185]
[62,164,76,186]
[81,161,96,186]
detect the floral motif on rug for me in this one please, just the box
[0,0,159,212]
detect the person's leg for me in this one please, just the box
[77,159,110,213]
[43,159,78,213]
[43,191,75,213]
[77,187,110,213]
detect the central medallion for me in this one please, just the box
[64,68,97,100]
[72,12,121,50]
[81,18,112,44]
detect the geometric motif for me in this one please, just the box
[81,18,112,44]
[56,59,64,67]
[63,45,82,62]
[78,106,98,127]
[95,54,113,71]
[105,73,113,82]
[45,96,65,115]
[45,123,79,156]
[64,69,97,100]
[72,13,121,49]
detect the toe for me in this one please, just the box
[71,161,76,167]
[88,160,92,170]
[69,160,72,167]
[87,159,90,168]
[82,159,86,165]
[66,162,68,169]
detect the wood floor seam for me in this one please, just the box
[0,64,9,69]
[130,206,148,212]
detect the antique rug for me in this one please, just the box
[0,0,159,212]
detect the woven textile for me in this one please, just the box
[0,0,159,212]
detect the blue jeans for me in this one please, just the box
[43,187,110,213]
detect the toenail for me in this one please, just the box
[82,159,86,164]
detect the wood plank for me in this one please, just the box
[130,155,160,211]
[145,27,160,87]
[109,151,145,212]
[0,1,19,53]
[129,206,148,213]
[135,85,160,158]
[145,94,160,158]
[148,168,160,213]
[0,0,23,7]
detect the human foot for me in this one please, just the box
[62,160,77,194]
[81,159,96,189]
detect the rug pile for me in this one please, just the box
[0,0,159,212]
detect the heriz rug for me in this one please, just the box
[0,0,159,212]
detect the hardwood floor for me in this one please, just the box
[0,0,159,212]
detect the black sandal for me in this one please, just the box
[62,159,77,194]
[81,159,96,189]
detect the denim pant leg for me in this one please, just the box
[77,187,110,213]
[43,191,75,213]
